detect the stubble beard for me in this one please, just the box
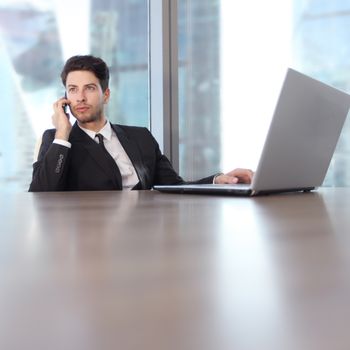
[73,106,104,125]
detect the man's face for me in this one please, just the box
[65,70,110,124]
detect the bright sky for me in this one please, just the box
[6,0,92,136]
[221,0,293,171]
[53,0,91,60]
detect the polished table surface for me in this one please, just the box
[1,188,350,350]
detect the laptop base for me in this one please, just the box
[153,184,315,197]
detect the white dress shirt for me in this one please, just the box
[53,121,139,190]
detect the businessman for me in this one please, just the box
[29,55,253,192]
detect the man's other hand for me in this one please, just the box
[214,168,254,184]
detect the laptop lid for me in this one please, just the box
[154,68,350,196]
[250,68,350,194]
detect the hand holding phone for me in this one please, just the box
[62,92,70,116]
[52,94,72,140]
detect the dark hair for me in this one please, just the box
[61,55,110,92]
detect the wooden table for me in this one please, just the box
[1,189,350,350]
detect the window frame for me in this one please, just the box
[149,0,179,171]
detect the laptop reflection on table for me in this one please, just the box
[154,68,350,196]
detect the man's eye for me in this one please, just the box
[68,88,77,93]
[87,86,95,91]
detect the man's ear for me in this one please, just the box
[103,88,110,104]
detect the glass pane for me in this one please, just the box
[178,0,350,186]
[178,0,293,179]
[178,0,221,180]
[0,0,149,192]
[293,1,350,186]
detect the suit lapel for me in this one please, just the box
[69,123,122,189]
[112,124,149,189]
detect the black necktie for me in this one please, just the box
[96,133,122,190]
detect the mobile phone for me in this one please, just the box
[63,92,69,115]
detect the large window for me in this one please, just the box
[178,0,350,186]
[0,0,149,192]
[1,0,350,191]
[293,1,350,186]
[178,0,293,180]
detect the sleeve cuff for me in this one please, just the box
[213,172,224,184]
[53,139,72,148]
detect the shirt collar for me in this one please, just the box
[78,119,113,141]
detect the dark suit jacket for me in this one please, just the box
[29,122,216,191]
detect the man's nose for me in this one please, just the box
[76,90,86,102]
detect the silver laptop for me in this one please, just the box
[154,68,350,196]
